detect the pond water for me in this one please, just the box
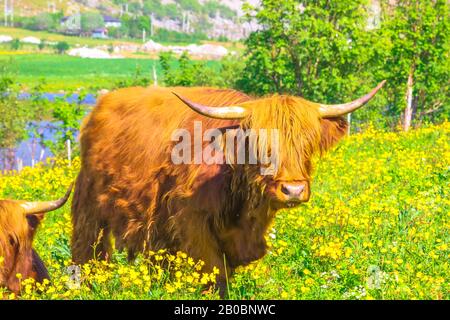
[1,93,96,171]
[18,93,97,105]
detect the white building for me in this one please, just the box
[103,16,122,28]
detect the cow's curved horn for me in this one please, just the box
[19,183,74,214]
[173,92,248,119]
[318,80,386,118]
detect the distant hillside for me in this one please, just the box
[10,1,118,16]
[6,0,261,40]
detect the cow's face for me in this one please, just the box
[174,82,384,210]
[0,185,71,293]
[240,96,348,209]
[0,202,49,293]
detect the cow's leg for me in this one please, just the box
[31,249,50,283]
[71,171,112,264]
[111,215,128,253]
[71,215,111,264]
[175,212,233,298]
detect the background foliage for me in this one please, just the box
[236,0,449,129]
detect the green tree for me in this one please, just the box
[235,0,398,131]
[38,39,46,51]
[159,51,244,88]
[176,52,196,86]
[120,15,149,38]
[21,12,62,31]
[128,1,143,14]
[81,12,104,32]
[47,95,86,158]
[26,80,53,163]
[114,65,151,88]
[178,0,201,12]
[380,0,449,130]
[214,54,245,88]
[10,38,20,50]
[143,0,161,16]
[34,13,55,30]
[160,52,209,86]
[203,0,237,19]
[238,0,380,101]
[163,3,179,19]
[55,41,70,54]
[137,16,151,33]
[107,26,122,38]
[159,51,176,85]
[0,64,27,170]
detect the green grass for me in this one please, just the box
[0,26,240,90]
[0,53,221,91]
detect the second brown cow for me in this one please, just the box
[0,185,72,293]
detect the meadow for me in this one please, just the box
[0,53,221,91]
[0,26,128,47]
[0,122,448,300]
[0,25,230,91]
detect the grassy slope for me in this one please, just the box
[0,53,221,90]
[0,53,160,90]
[0,27,133,47]
[6,0,118,17]
[0,26,244,48]
[0,122,448,299]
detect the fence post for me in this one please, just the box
[17,158,22,172]
[347,113,352,135]
[67,139,72,167]
[153,64,158,86]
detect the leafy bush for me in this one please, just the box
[114,64,152,88]
[46,94,87,158]
[202,0,237,19]
[10,39,20,50]
[55,41,70,55]
[237,0,449,130]
[0,64,26,170]
[19,12,63,31]
[80,12,105,32]
[159,51,244,88]
[152,28,208,44]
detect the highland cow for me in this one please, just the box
[71,82,385,295]
[0,184,73,293]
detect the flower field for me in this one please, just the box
[0,122,448,300]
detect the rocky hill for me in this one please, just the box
[9,0,260,40]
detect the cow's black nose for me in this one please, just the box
[281,183,306,198]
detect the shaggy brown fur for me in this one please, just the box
[71,87,348,295]
[0,186,72,294]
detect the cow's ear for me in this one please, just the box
[26,213,45,231]
[319,117,348,152]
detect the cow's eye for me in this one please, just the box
[8,235,19,248]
